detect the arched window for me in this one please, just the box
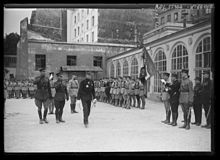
[195,36,212,80]
[171,44,188,80]
[116,61,121,77]
[130,57,138,79]
[123,59,129,76]
[110,63,115,78]
[154,50,166,92]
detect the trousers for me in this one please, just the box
[54,100,65,120]
[81,99,92,124]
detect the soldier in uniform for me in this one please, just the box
[191,77,203,126]
[110,78,115,105]
[120,77,125,107]
[201,71,213,129]
[118,77,123,107]
[126,76,132,109]
[68,75,79,113]
[54,72,69,123]
[138,78,145,109]
[168,73,180,126]
[33,68,52,124]
[48,72,56,114]
[7,81,13,99]
[21,81,28,99]
[123,76,128,108]
[76,72,96,128]
[129,77,136,108]
[28,81,35,99]
[179,69,194,130]
[11,80,16,98]
[14,81,21,99]
[161,72,171,124]
[105,78,112,104]
[134,78,140,108]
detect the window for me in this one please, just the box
[116,61,121,77]
[78,26,80,36]
[87,19,89,30]
[154,50,166,92]
[174,12,178,22]
[123,59,129,76]
[81,23,84,33]
[35,54,46,71]
[195,36,212,81]
[4,56,16,68]
[130,57,138,79]
[161,16,165,25]
[74,29,76,37]
[74,16,76,24]
[92,16,95,26]
[77,12,80,22]
[167,14,171,22]
[92,32,94,42]
[86,34,89,42]
[93,56,102,68]
[67,56,77,66]
[171,44,188,81]
[110,63,115,78]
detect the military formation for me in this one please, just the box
[4,68,213,130]
[94,76,146,110]
[160,69,213,130]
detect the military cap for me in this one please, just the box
[171,73,178,78]
[194,77,201,82]
[202,70,210,75]
[181,69,189,75]
[39,68,45,72]
[163,72,170,77]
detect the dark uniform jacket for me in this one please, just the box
[54,80,69,101]
[179,78,194,104]
[33,76,52,101]
[201,79,213,105]
[193,83,203,105]
[77,78,95,101]
[168,80,180,104]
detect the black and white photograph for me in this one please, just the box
[3,4,214,153]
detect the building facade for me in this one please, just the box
[107,20,212,101]
[67,9,154,44]
[16,18,135,81]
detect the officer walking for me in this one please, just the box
[33,68,52,124]
[191,77,203,126]
[179,69,194,130]
[68,75,79,113]
[76,72,96,128]
[54,72,69,123]
[168,73,180,126]
[48,72,56,114]
[201,71,213,129]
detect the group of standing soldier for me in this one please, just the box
[94,76,146,110]
[161,69,212,130]
[4,79,36,100]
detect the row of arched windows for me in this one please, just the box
[110,57,139,79]
[110,36,212,93]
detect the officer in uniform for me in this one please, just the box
[54,72,69,123]
[33,68,52,124]
[191,77,203,126]
[68,75,79,113]
[48,72,56,114]
[161,72,171,124]
[130,77,136,108]
[134,78,140,108]
[125,76,132,109]
[201,71,213,129]
[105,78,111,104]
[138,78,145,109]
[168,73,180,126]
[76,72,96,128]
[179,69,194,130]
[118,77,123,107]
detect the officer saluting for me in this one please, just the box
[76,72,96,128]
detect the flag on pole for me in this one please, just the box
[142,47,158,80]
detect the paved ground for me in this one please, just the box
[4,98,211,152]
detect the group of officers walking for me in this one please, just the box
[161,69,213,130]
[94,76,146,110]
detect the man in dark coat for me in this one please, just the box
[33,68,52,124]
[54,72,69,123]
[168,73,180,126]
[192,77,203,126]
[76,72,96,128]
[201,71,213,129]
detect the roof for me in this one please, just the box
[61,65,103,72]
[28,30,54,42]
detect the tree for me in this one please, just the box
[4,32,20,55]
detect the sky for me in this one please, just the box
[4,8,35,36]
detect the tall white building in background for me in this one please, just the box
[67,9,98,43]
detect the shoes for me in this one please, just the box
[191,122,197,125]
[196,123,201,126]
[172,122,177,126]
[161,120,169,124]
[43,119,49,123]
[59,119,65,123]
[72,111,78,113]
[56,120,60,123]
[179,124,186,129]
[168,122,174,125]
[201,124,208,128]
[185,125,190,130]
[39,119,44,124]
[84,123,88,128]
[202,124,211,129]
